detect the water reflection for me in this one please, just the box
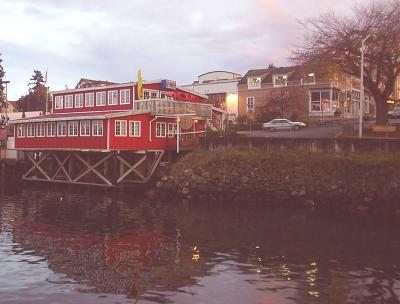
[0,187,399,303]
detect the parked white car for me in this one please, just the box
[388,109,400,118]
[262,119,306,131]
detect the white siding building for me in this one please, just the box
[181,71,241,123]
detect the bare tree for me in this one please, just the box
[292,0,400,124]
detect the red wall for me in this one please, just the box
[52,85,134,114]
[15,120,108,150]
[109,114,178,151]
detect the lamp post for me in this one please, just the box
[359,34,372,138]
[0,80,10,124]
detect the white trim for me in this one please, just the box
[120,89,131,105]
[55,96,63,109]
[129,120,141,137]
[50,82,135,95]
[155,122,166,137]
[57,122,67,137]
[17,124,26,138]
[107,120,110,149]
[246,96,255,112]
[65,95,74,108]
[143,89,159,99]
[85,92,95,107]
[36,123,45,137]
[168,122,177,138]
[108,90,118,105]
[68,121,79,136]
[92,120,104,137]
[27,123,35,137]
[96,91,106,106]
[80,120,91,136]
[115,120,127,136]
[47,122,56,137]
[75,93,84,108]
[273,74,288,88]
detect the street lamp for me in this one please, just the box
[359,34,372,138]
[0,80,10,125]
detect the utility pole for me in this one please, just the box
[359,34,371,138]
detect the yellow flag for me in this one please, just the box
[137,70,143,99]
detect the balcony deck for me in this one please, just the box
[133,99,212,119]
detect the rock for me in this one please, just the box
[184,169,193,176]
[363,197,373,203]
[156,181,163,188]
[299,188,307,196]
[161,176,169,182]
[181,187,190,195]
[192,174,208,185]
[240,176,249,184]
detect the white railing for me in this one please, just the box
[134,99,212,118]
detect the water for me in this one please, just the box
[0,185,399,304]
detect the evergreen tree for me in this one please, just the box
[16,70,47,112]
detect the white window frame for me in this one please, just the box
[129,121,141,137]
[143,89,159,99]
[80,120,91,136]
[36,123,45,137]
[75,94,84,108]
[273,74,288,87]
[92,120,104,136]
[68,121,78,136]
[96,91,106,106]
[120,89,131,105]
[47,122,56,137]
[115,120,127,136]
[246,96,255,113]
[108,90,118,105]
[27,123,35,137]
[168,123,177,138]
[55,96,63,109]
[156,122,166,137]
[17,124,26,138]
[85,92,94,107]
[57,122,67,137]
[65,95,74,108]
[247,77,262,89]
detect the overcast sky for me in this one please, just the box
[1,0,356,100]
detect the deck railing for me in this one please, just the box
[134,99,213,118]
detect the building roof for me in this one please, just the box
[75,78,118,89]
[238,66,305,85]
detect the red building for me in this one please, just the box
[11,78,212,186]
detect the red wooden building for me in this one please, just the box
[11,78,213,186]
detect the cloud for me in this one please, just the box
[0,0,359,99]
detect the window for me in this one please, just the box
[143,90,158,99]
[75,94,84,108]
[129,121,141,137]
[68,121,78,136]
[273,75,288,87]
[65,95,73,108]
[108,90,118,105]
[120,89,131,104]
[246,97,255,112]
[160,92,173,100]
[92,120,103,136]
[96,91,106,106]
[168,123,177,138]
[310,90,331,112]
[115,120,127,136]
[85,92,94,107]
[17,124,26,137]
[156,122,166,137]
[247,77,261,89]
[36,123,45,137]
[303,73,315,85]
[80,120,91,136]
[47,122,56,137]
[57,122,67,136]
[55,96,63,109]
[27,123,35,137]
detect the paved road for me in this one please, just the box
[238,125,345,138]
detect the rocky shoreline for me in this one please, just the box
[156,148,400,217]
